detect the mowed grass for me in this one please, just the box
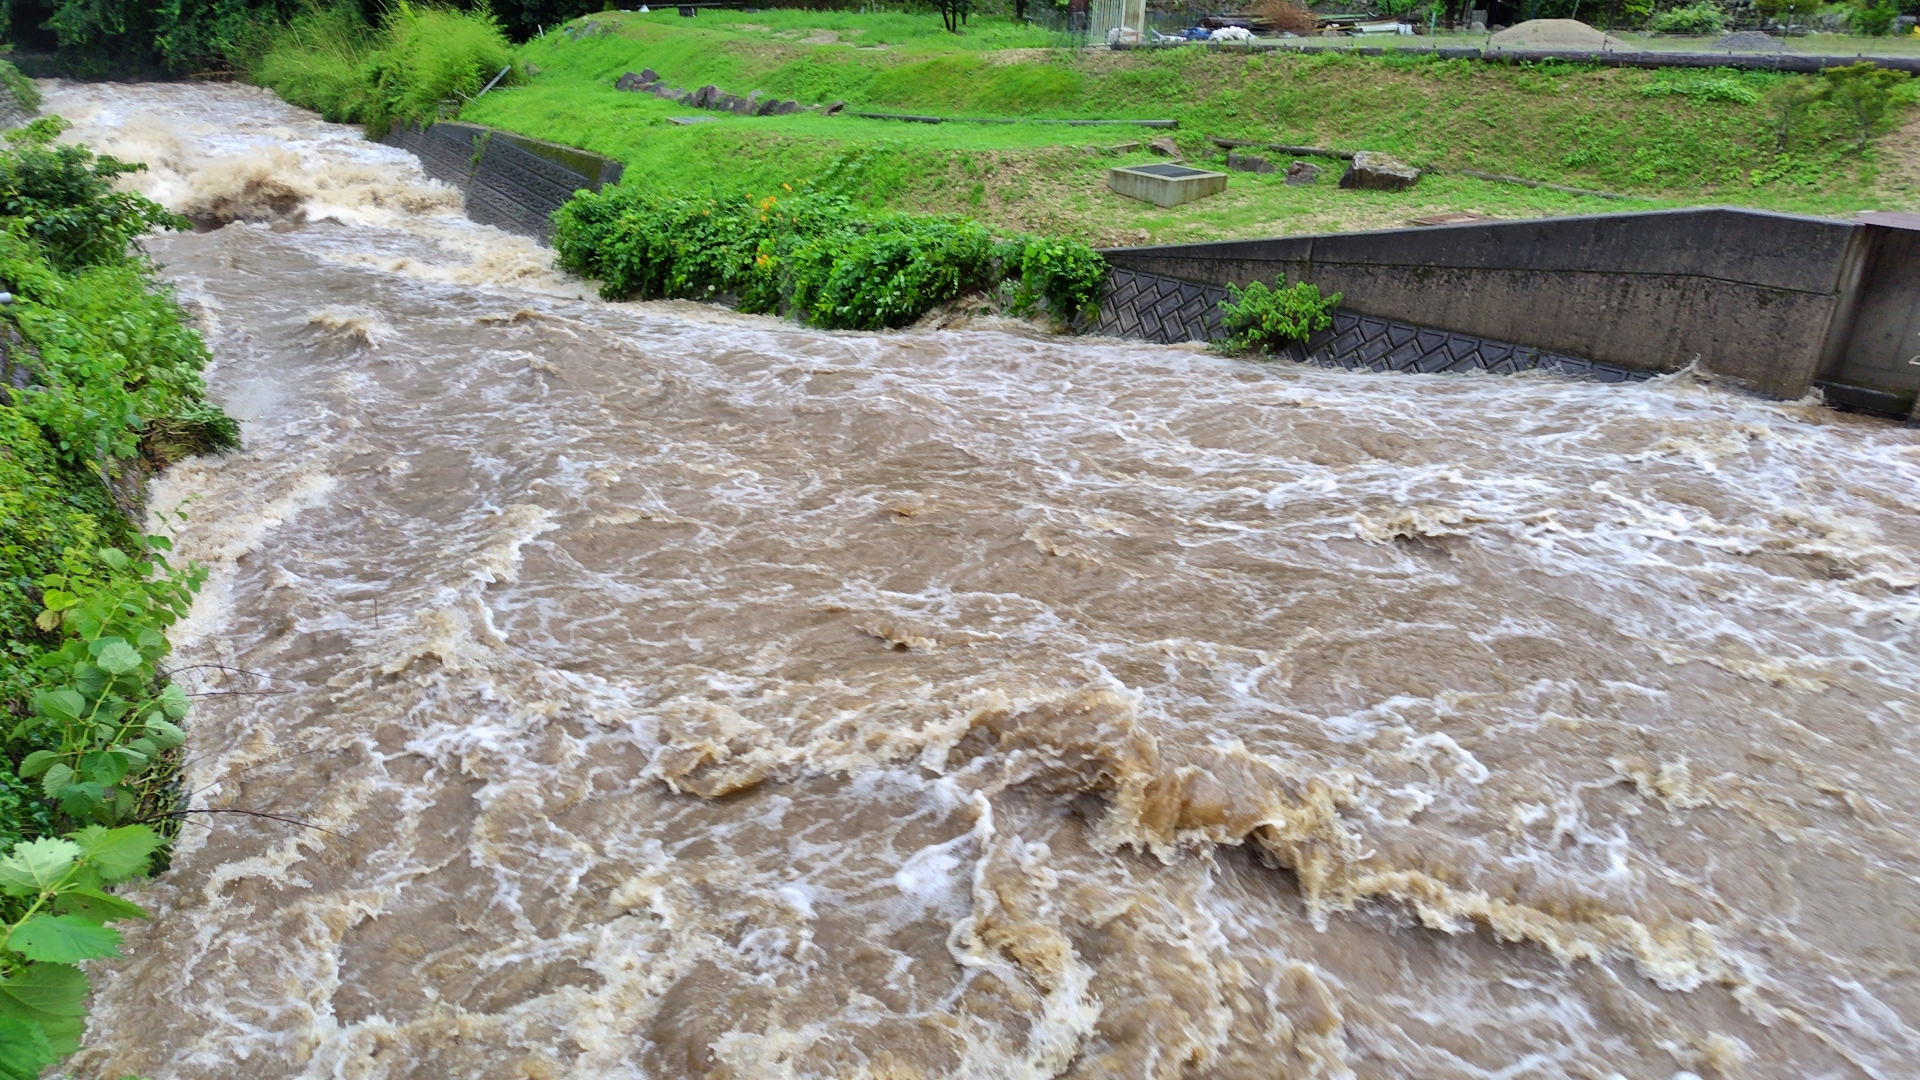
[459,10,1920,245]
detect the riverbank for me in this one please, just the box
[0,95,236,1074]
[438,9,1920,245]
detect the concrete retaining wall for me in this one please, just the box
[379,123,1920,416]
[384,121,623,241]
[1099,208,1920,411]
[1109,40,1920,74]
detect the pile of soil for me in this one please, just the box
[1486,19,1628,51]
[1712,30,1789,51]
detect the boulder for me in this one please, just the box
[1148,136,1181,158]
[615,71,643,91]
[1226,152,1276,174]
[693,84,720,108]
[1338,151,1420,191]
[824,99,847,115]
[1284,161,1324,185]
[640,67,660,82]
[773,99,800,115]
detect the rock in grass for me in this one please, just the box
[694,84,720,108]
[825,100,847,115]
[1338,151,1420,191]
[774,100,800,115]
[615,71,644,91]
[1226,152,1276,174]
[1285,161,1324,185]
[1148,136,1181,157]
[640,67,660,82]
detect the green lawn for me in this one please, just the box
[458,9,1920,245]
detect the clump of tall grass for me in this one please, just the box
[245,1,517,138]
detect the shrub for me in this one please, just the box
[552,185,1107,329]
[0,61,41,113]
[1650,2,1728,33]
[1850,0,1899,35]
[0,119,184,273]
[1819,61,1912,150]
[247,1,518,138]
[1213,280,1341,356]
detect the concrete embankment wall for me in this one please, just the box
[1100,208,1920,414]
[1111,40,1920,75]
[384,121,622,241]
[382,123,1918,416]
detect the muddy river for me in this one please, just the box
[40,80,1920,1079]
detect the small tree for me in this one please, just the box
[1765,79,1820,152]
[938,0,972,33]
[1849,0,1898,35]
[1819,62,1911,151]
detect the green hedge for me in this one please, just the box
[552,185,1107,330]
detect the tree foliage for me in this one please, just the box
[1819,61,1913,150]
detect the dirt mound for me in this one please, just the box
[1713,30,1788,51]
[1487,19,1627,51]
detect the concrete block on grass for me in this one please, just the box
[1108,163,1229,208]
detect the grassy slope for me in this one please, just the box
[461,11,1920,245]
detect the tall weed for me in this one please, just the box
[248,1,517,137]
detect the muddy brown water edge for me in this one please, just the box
[41,80,1920,1080]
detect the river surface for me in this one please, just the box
[40,80,1920,1080]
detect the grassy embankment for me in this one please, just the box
[450,9,1920,246]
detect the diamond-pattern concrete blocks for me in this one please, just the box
[1091,267,1654,385]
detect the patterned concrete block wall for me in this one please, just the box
[1091,267,1654,384]
[385,123,623,242]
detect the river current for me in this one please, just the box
[40,80,1920,1079]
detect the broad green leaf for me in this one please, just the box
[7,916,121,963]
[0,962,88,1055]
[143,718,185,749]
[97,547,129,571]
[94,641,142,676]
[38,763,73,801]
[16,751,59,780]
[127,738,158,759]
[55,780,105,817]
[31,688,84,722]
[0,839,78,898]
[142,534,172,552]
[52,885,149,925]
[109,745,148,769]
[0,1014,55,1080]
[69,825,160,884]
[80,751,128,787]
[38,589,75,611]
[158,682,189,720]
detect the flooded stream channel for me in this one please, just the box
[42,80,1920,1080]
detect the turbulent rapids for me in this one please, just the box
[44,81,1920,1079]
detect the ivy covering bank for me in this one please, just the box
[0,117,234,1077]
[553,184,1107,330]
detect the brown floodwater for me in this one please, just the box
[41,80,1920,1080]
